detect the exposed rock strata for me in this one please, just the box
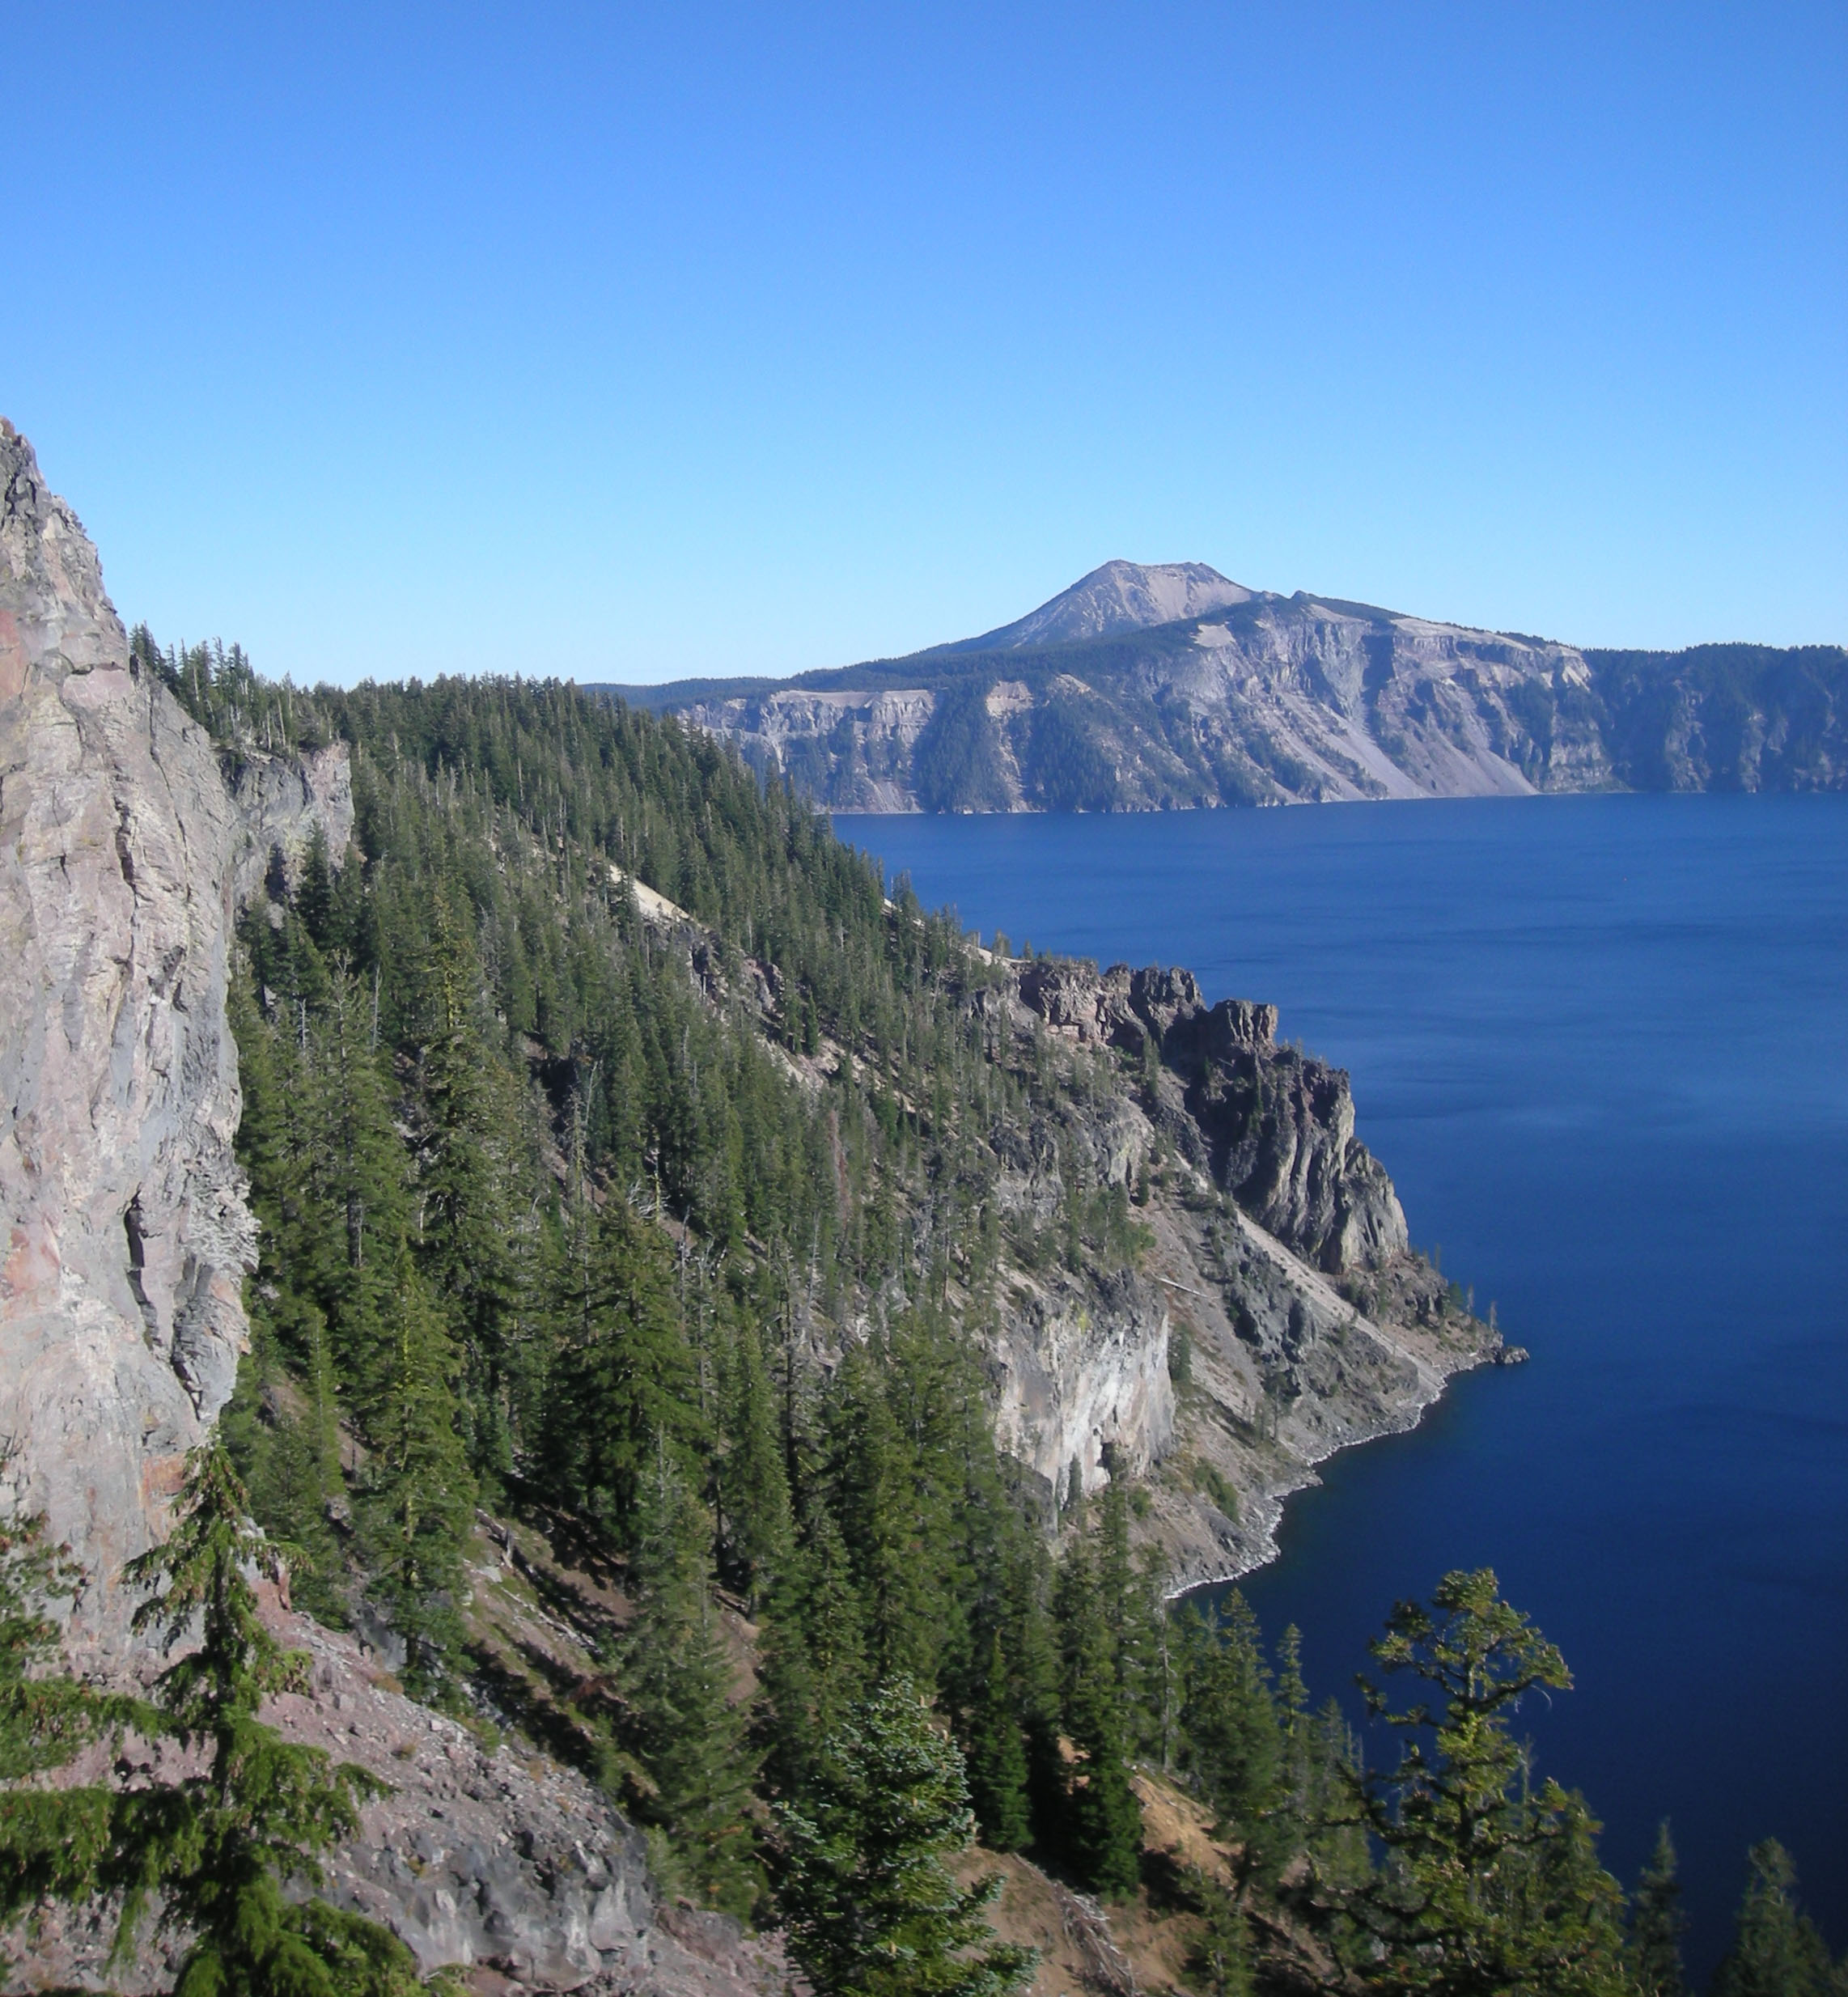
[1001,952,1485,1585]
[634,559,1847,810]
[0,422,356,1657]
[0,422,782,1996]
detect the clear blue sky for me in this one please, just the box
[6,2,1843,685]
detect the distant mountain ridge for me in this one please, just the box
[599,562,1848,811]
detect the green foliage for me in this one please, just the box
[128,645,1836,1981]
[774,1678,1036,1997]
[1333,1569,1630,1996]
[1049,1494,1150,1899]
[0,1511,145,1940]
[359,1253,478,1698]
[1185,1867,1257,1997]
[1179,1593,1282,1866]
[913,684,1015,814]
[1710,1840,1846,1997]
[616,1444,761,1917]
[960,1633,1032,1854]
[1626,1821,1685,1997]
[112,1441,430,1996]
[540,1197,706,1540]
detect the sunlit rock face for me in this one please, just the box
[0,419,349,1654]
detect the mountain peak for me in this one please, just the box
[954,559,1254,652]
[1,418,128,701]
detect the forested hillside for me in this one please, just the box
[92,630,1845,1995]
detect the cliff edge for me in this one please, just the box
[0,422,356,1658]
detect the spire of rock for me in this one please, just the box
[0,416,128,701]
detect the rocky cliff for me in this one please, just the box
[2,420,252,1655]
[619,560,1846,810]
[0,422,783,1994]
[993,952,1478,1585]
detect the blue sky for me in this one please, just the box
[6,2,1843,684]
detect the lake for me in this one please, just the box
[836,795,1848,1983]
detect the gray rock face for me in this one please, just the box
[228,741,354,907]
[0,421,346,1656]
[1015,957,1406,1273]
[1,420,253,1653]
[0,425,772,1997]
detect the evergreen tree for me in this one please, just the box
[0,1509,139,1932]
[617,1442,761,1917]
[413,893,527,1481]
[775,1678,1036,1997]
[542,1196,705,1545]
[758,1503,869,1800]
[714,1314,794,1601]
[826,1340,940,1685]
[1185,1868,1257,1997]
[360,1252,477,1696]
[221,1320,349,1629]
[1053,1542,1144,1900]
[1710,1840,1846,1997]
[1335,1569,1629,1997]
[1178,1592,1282,1869]
[961,1631,1032,1854]
[115,1442,430,1995]
[312,960,411,1418]
[1626,1821,1685,1997]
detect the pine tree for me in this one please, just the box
[1337,1570,1629,1997]
[114,1441,430,1995]
[1626,1821,1685,1997]
[221,1319,348,1629]
[827,1341,939,1685]
[775,1678,1036,1997]
[313,960,411,1418]
[0,1509,138,1930]
[413,892,527,1481]
[715,1314,794,1601]
[1185,1868,1257,1997]
[360,1251,477,1697]
[1178,1593,1282,1872]
[542,1196,705,1545]
[1710,1840,1845,1997]
[617,1441,761,1917]
[758,1503,869,1800]
[1054,1543,1144,1900]
[961,1631,1032,1854]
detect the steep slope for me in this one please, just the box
[0,424,774,1995]
[617,564,1845,810]
[0,419,354,1655]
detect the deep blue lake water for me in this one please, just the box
[836,796,1848,1984]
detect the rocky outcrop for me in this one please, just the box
[0,424,356,1656]
[228,740,354,907]
[0,423,779,1997]
[987,1265,1175,1498]
[677,685,935,812]
[1,419,264,1654]
[1016,959,1407,1272]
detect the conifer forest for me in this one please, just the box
[3,634,1835,1997]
